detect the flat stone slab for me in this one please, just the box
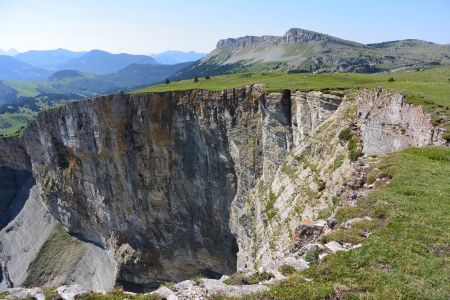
[150,286,178,300]
[57,284,87,300]
[325,241,345,253]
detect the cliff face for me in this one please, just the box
[22,86,342,290]
[356,89,444,154]
[0,86,444,292]
[24,90,246,290]
[216,28,356,49]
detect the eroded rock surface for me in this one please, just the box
[0,86,444,292]
[357,89,445,154]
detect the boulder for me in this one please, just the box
[298,243,324,256]
[56,284,87,300]
[291,223,325,252]
[150,286,178,300]
[279,256,309,272]
[324,241,345,253]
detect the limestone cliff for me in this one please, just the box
[0,86,444,292]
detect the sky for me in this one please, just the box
[0,0,449,54]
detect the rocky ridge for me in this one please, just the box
[173,28,450,79]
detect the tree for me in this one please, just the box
[165,78,170,84]
[205,76,210,80]
[194,77,199,83]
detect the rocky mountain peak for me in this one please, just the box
[216,35,279,49]
[215,28,335,49]
[283,28,332,43]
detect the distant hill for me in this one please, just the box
[107,61,194,87]
[15,49,86,69]
[174,28,450,79]
[48,70,83,81]
[59,50,158,74]
[1,61,192,104]
[151,51,205,64]
[0,55,52,80]
[0,81,18,106]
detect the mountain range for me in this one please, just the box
[151,50,205,64]
[15,49,87,69]
[0,49,204,81]
[173,28,450,79]
[0,55,52,80]
[58,50,158,74]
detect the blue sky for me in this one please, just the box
[0,0,449,54]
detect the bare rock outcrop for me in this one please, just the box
[357,89,445,154]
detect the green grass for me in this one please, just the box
[0,291,9,298]
[0,113,36,136]
[265,188,278,221]
[245,147,450,299]
[24,224,85,287]
[134,67,450,105]
[3,80,41,97]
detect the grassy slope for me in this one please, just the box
[134,67,450,131]
[24,224,85,287]
[2,80,41,97]
[235,147,449,300]
[0,112,36,136]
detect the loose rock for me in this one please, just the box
[57,284,87,300]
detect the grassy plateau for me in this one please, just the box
[135,67,450,132]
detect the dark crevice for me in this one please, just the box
[0,167,34,230]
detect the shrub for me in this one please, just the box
[348,138,362,161]
[442,131,450,142]
[332,195,341,206]
[332,154,345,171]
[316,178,326,192]
[388,77,395,82]
[224,271,274,286]
[248,272,274,284]
[194,77,199,83]
[278,264,296,276]
[223,272,248,285]
[265,189,278,221]
[318,206,334,219]
[304,249,319,263]
[205,76,210,80]
[165,78,170,84]
[338,128,352,141]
